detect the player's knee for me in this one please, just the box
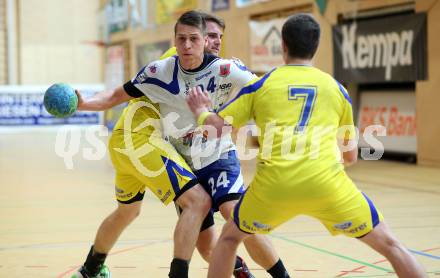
[198,245,212,258]
[198,190,212,214]
[217,221,244,246]
[381,236,405,257]
[197,240,214,261]
[220,233,242,246]
[115,204,141,223]
[177,184,211,215]
[365,225,404,257]
[193,193,211,216]
[219,201,236,219]
[197,228,216,261]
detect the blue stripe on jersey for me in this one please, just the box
[335,80,352,105]
[133,65,147,82]
[362,192,380,228]
[233,59,251,72]
[134,57,180,95]
[218,68,275,113]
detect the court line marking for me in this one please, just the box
[54,219,440,277]
[337,247,440,277]
[336,259,388,277]
[56,239,171,278]
[409,249,440,260]
[268,233,392,273]
[341,270,440,278]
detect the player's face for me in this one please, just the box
[205,21,223,56]
[175,23,208,69]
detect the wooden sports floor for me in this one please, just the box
[1,127,439,278]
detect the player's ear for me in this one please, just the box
[282,40,288,62]
[203,35,209,48]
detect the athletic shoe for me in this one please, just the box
[71,265,111,278]
[233,256,255,278]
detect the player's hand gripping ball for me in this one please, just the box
[44,83,78,118]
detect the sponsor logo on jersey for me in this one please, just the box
[184,81,190,95]
[346,222,368,234]
[195,71,212,81]
[241,220,272,232]
[334,221,353,230]
[334,221,368,234]
[149,64,157,74]
[253,221,271,230]
[160,189,172,203]
[219,64,231,77]
[116,191,133,199]
[219,83,232,90]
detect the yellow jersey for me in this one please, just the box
[218,65,354,194]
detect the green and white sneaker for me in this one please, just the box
[71,265,111,278]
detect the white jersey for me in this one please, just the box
[125,54,256,170]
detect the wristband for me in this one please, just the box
[197,111,214,126]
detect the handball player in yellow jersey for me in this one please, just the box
[187,13,426,278]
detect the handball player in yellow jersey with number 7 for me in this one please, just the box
[187,13,427,278]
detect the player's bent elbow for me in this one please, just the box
[107,86,133,109]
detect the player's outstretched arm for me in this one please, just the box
[76,85,133,111]
[186,86,229,137]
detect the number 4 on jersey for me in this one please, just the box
[197,76,216,94]
[207,76,216,93]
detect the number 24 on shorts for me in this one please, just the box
[208,171,230,195]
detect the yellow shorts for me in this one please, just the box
[232,170,383,238]
[108,130,197,205]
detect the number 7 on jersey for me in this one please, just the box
[288,86,317,134]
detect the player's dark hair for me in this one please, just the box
[199,11,226,30]
[174,10,207,35]
[282,13,320,59]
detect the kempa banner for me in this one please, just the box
[333,13,427,83]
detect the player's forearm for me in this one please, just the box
[206,114,230,137]
[338,138,358,167]
[77,87,132,111]
[196,110,230,137]
[77,90,114,111]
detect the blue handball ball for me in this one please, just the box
[44,83,78,118]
